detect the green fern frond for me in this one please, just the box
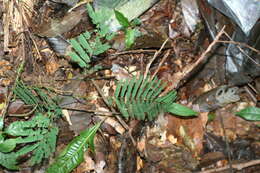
[68,4,114,68]
[0,82,62,169]
[4,113,58,165]
[114,76,197,120]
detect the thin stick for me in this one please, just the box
[198,159,260,173]
[91,79,136,145]
[217,40,260,54]
[61,107,120,116]
[223,31,260,66]
[111,49,157,56]
[151,49,171,80]
[144,38,169,80]
[244,86,257,103]
[163,26,226,93]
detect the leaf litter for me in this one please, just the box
[0,0,260,173]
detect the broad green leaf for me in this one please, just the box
[46,122,101,173]
[236,106,260,121]
[125,28,136,49]
[0,139,17,152]
[114,10,131,28]
[166,103,198,116]
[0,152,18,170]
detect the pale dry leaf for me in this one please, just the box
[105,117,125,134]
[95,160,106,173]
[62,109,72,125]
[137,137,146,152]
[111,64,131,81]
[102,84,110,97]
[46,59,60,74]
[136,156,143,171]
[167,134,177,144]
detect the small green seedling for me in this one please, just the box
[114,10,141,49]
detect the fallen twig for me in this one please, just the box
[198,159,260,173]
[144,38,169,80]
[162,26,226,94]
[91,79,136,146]
[61,107,120,116]
[217,40,260,54]
[151,49,171,80]
[110,49,157,57]
[223,31,260,66]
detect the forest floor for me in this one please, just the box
[0,0,260,173]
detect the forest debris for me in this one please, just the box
[167,112,208,156]
[198,159,260,173]
[193,85,240,112]
[163,26,226,93]
[97,114,125,134]
[3,0,12,52]
[111,64,132,81]
[46,57,61,74]
[62,109,72,125]
[35,8,85,37]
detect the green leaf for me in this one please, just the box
[46,122,101,173]
[166,103,198,116]
[0,139,17,153]
[68,52,88,68]
[236,106,260,121]
[30,127,58,165]
[114,10,131,28]
[131,18,141,26]
[86,4,98,25]
[207,113,216,122]
[125,28,136,49]
[0,117,3,131]
[0,152,19,170]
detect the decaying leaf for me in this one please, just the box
[36,9,85,37]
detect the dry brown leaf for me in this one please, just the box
[46,58,60,74]
[167,112,208,156]
[36,9,85,37]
